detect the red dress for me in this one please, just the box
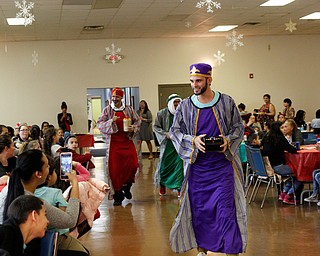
[108,111,138,191]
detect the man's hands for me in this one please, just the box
[194,134,228,153]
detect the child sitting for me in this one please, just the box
[64,134,95,170]
[246,132,260,147]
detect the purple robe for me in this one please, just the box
[189,108,242,253]
[169,92,247,254]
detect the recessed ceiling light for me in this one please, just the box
[300,12,320,20]
[209,25,238,32]
[7,18,25,26]
[260,0,295,7]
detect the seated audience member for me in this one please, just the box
[0,195,48,256]
[246,115,262,132]
[282,98,295,119]
[246,132,260,147]
[0,135,16,191]
[0,150,89,255]
[12,123,31,149]
[53,157,108,238]
[311,109,320,135]
[304,169,320,204]
[294,109,306,129]
[43,127,61,158]
[29,125,43,148]
[238,103,247,115]
[6,126,14,138]
[261,120,273,140]
[238,103,250,123]
[64,135,95,170]
[18,140,41,155]
[277,112,286,123]
[281,119,304,145]
[261,121,303,204]
[40,121,49,138]
[57,128,65,147]
[34,157,69,235]
[0,125,8,136]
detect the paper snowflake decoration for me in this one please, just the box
[196,0,221,13]
[213,50,225,66]
[185,21,191,28]
[32,50,38,66]
[105,43,123,64]
[226,30,244,51]
[285,19,297,33]
[15,0,35,26]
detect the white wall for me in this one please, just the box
[0,35,319,133]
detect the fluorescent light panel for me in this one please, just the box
[260,0,295,7]
[7,18,25,25]
[300,12,320,20]
[209,25,238,32]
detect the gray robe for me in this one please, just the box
[169,93,247,253]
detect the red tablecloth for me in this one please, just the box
[76,134,95,148]
[285,146,320,182]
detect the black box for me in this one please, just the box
[202,137,224,152]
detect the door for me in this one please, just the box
[158,84,192,110]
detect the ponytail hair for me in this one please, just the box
[43,127,57,156]
[3,150,45,221]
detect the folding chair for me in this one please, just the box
[245,145,275,208]
[244,144,256,198]
[40,230,59,256]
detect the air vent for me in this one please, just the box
[242,22,261,26]
[83,25,104,31]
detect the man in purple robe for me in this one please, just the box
[169,63,247,256]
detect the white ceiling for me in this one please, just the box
[0,0,320,42]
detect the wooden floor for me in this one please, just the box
[79,156,320,256]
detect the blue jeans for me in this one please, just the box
[273,164,303,195]
[312,169,320,195]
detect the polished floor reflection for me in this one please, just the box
[79,156,320,256]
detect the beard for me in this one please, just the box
[194,80,208,95]
[112,99,120,106]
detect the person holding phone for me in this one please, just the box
[97,87,141,206]
[169,63,247,256]
[0,150,89,255]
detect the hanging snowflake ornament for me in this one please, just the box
[226,30,244,51]
[15,0,35,26]
[213,50,225,66]
[32,50,38,66]
[285,19,297,33]
[196,0,221,13]
[105,43,123,64]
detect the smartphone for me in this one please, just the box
[60,152,73,180]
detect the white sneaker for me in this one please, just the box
[197,252,207,256]
[304,194,318,203]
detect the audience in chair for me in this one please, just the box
[0,195,48,256]
[0,150,89,255]
[261,122,303,205]
[304,169,320,205]
[281,119,304,145]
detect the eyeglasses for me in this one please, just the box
[20,129,29,132]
